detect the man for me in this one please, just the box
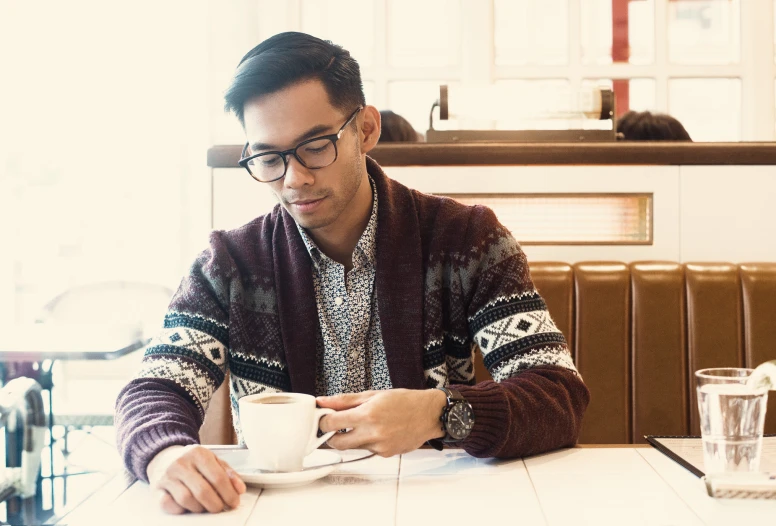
[115,32,589,515]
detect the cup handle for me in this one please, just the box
[306,407,336,455]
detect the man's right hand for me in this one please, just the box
[146,444,247,514]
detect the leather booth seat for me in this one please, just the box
[200,262,776,445]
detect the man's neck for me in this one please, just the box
[308,175,373,272]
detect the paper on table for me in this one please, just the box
[646,435,776,477]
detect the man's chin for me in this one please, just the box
[290,212,332,231]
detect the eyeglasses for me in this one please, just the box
[239,106,363,183]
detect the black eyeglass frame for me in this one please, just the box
[238,106,363,183]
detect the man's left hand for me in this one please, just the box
[317,389,447,457]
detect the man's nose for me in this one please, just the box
[283,155,315,188]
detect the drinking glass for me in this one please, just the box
[695,368,769,474]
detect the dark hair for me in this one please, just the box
[378,111,422,143]
[224,32,366,127]
[616,111,692,141]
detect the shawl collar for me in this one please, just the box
[273,206,318,395]
[274,157,427,394]
[368,158,426,389]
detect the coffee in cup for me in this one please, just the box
[238,392,336,472]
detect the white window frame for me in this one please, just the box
[238,0,776,141]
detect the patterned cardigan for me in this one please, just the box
[115,157,590,481]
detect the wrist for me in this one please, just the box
[146,444,187,484]
[426,388,447,440]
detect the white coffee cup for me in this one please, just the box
[238,392,336,472]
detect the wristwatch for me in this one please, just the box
[428,387,475,450]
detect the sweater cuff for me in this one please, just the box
[451,381,511,457]
[128,425,200,482]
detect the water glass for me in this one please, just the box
[695,368,769,474]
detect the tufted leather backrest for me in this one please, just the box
[201,261,776,445]
[528,261,776,444]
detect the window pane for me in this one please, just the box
[387,81,458,133]
[628,79,657,113]
[362,81,375,106]
[0,1,201,323]
[668,0,740,65]
[388,0,461,67]
[493,80,573,130]
[257,0,296,41]
[581,0,654,65]
[668,78,741,141]
[301,0,374,67]
[494,0,567,66]
[582,79,657,113]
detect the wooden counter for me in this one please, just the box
[208,142,776,168]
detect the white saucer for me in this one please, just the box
[213,449,342,489]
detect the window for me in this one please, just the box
[388,0,462,67]
[223,0,775,143]
[669,78,742,142]
[302,0,375,67]
[582,79,658,113]
[580,0,655,65]
[494,0,568,66]
[667,0,740,65]
[1,2,209,323]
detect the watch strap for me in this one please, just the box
[427,438,444,451]
[426,387,453,450]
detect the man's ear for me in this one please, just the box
[358,105,381,154]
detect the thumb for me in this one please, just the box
[316,391,376,410]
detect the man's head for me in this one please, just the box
[224,32,380,233]
[225,32,366,128]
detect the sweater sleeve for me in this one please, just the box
[452,205,590,458]
[115,233,233,481]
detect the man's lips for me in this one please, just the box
[288,196,325,212]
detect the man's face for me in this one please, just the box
[242,80,365,231]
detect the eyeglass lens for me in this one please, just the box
[246,138,336,181]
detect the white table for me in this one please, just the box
[53,447,776,526]
[1,323,147,361]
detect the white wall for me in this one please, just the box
[212,164,776,263]
[680,165,776,262]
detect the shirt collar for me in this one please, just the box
[296,176,378,270]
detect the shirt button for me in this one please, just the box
[349,350,359,360]
[334,297,343,306]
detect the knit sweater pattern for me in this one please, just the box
[115,157,589,481]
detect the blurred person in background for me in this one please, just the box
[378,110,423,142]
[617,110,693,141]
[115,31,589,515]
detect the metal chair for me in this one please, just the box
[0,377,47,525]
[33,281,174,476]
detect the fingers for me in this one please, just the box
[161,480,205,513]
[316,391,376,410]
[325,428,373,451]
[197,455,242,510]
[157,446,243,514]
[158,490,186,515]
[319,407,361,434]
[181,470,230,513]
[215,457,247,496]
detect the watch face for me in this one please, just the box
[446,402,474,440]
